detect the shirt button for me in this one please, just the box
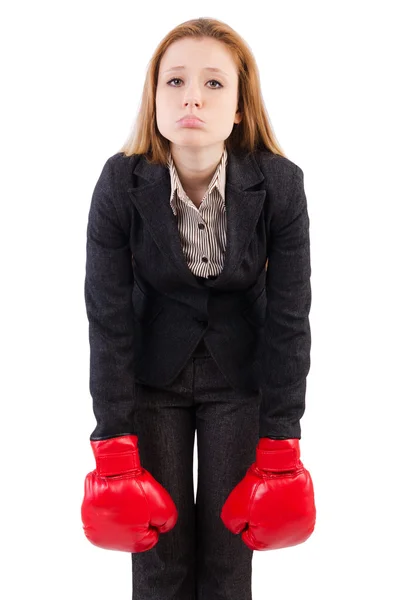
[202,257,208,263]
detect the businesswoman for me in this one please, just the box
[81,16,316,600]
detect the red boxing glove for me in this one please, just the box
[220,438,316,551]
[81,434,178,553]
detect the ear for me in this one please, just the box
[234,109,243,125]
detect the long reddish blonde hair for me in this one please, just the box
[119,17,286,164]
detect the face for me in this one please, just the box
[155,37,242,152]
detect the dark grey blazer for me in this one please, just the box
[84,147,311,441]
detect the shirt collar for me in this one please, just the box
[167,147,228,215]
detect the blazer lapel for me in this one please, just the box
[127,149,267,288]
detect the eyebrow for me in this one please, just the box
[162,66,229,78]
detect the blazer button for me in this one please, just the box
[195,318,208,326]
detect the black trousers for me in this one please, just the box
[131,337,262,600]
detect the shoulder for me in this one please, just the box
[253,148,303,183]
[251,149,306,228]
[92,152,142,232]
[106,151,141,167]
[94,152,143,200]
[100,151,141,180]
[254,148,304,196]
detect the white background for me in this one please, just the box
[1,1,396,599]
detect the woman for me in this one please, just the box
[81,17,316,600]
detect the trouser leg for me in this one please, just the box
[193,343,261,600]
[131,360,196,600]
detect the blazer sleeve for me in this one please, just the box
[84,158,137,441]
[259,164,312,439]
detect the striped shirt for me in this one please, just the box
[167,147,228,279]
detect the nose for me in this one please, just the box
[183,82,203,109]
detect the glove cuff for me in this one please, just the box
[256,437,300,472]
[90,434,142,476]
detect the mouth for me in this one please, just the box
[177,117,205,127]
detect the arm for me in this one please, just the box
[82,158,179,553]
[84,158,137,441]
[259,164,312,440]
[221,165,316,550]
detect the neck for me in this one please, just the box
[169,144,224,191]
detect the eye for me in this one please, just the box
[166,78,223,89]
